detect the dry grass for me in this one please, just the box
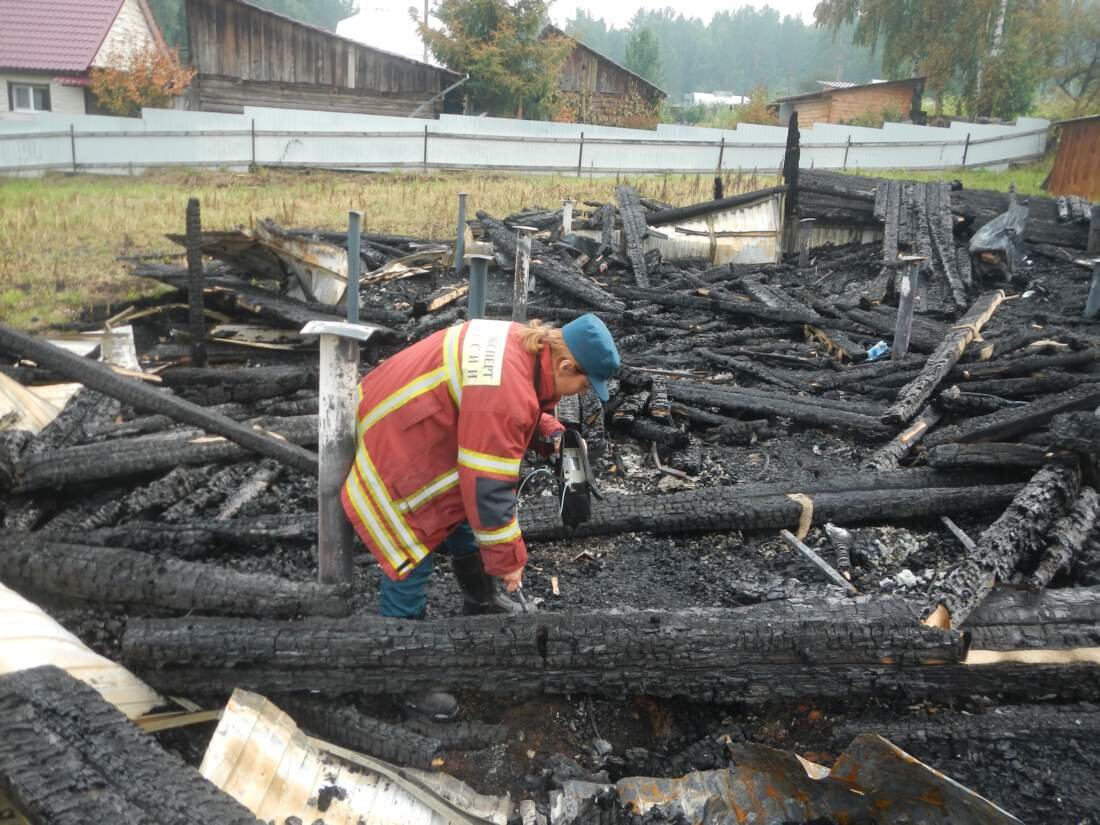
[0,167,778,330]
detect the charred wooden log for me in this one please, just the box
[286,698,443,769]
[0,666,260,825]
[618,368,895,438]
[962,584,1100,650]
[66,514,318,558]
[925,442,1051,471]
[665,435,704,475]
[862,406,941,471]
[0,322,319,475]
[952,349,1100,382]
[883,291,1006,425]
[958,371,1100,399]
[518,481,1021,543]
[697,349,801,391]
[478,213,625,311]
[1026,488,1100,589]
[0,534,347,618]
[810,356,924,391]
[160,365,317,405]
[13,415,317,492]
[924,461,1080,628]
[615,186,651,288]
[650,326,794,354]
[842,307,946,355]
[923,384,1100,448]
[121,598,966,702]
[162,462,267,522]
[623,419,689,448]
[613,286,830,328]
[22,389,121,457]
[933,386,1025,415]
[672,405,773,445]
[399,719,508,752]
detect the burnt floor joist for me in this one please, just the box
[0,666,259,825]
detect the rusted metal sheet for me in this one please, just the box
[553,734,1020,824]
[1049,116,1100,200]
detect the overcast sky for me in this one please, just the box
[549,1,822,28]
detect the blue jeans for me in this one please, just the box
[379,522,479,618]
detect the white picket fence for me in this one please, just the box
[0,106,1050,177]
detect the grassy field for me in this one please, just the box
[0,159,1048,330]
[848,158,1053,196]
[0,168,778,330]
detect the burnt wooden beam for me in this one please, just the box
[0,323,319,477]
[614,285,832,328]
[478,212,625,311]
[0,666,260,825]
[615,185,651,288]
[12,415,317,493]
[1026,487,1100,590]
[0,534,347,618]
[883,291,1006,426]
[923,384,1100,448]
[862,405,941,471]
[518,480,1021,543]
[957,370,1100,399]
[645,186,788,227]
[925,442,1052,471]
[924,461,1080,628]
[121,598,966,702]
[286,698,442,769]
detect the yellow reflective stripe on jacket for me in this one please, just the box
[458,447,521,476]
[357,366,448,440]
[354,448,430,565]
[344,466,409,572]
[473,518,522,546]
[396,469,459,513]
[443,323,463,405]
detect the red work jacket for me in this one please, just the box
[342,320,563,580]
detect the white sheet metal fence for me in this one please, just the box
[0,106,1049,177]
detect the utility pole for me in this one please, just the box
[423,0,429,63]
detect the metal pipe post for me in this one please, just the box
[185,197,207,368]
[576,132,585,177]
[347,210,362,323]
[512,226,535,322]
[468,254,491,320]
[561,199,573,235]
[454,192,468,275]
[797,218,816,268]
[893,258,921,358]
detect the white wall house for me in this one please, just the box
[0,0,163,116]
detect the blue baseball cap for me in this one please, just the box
[561,313,620,402]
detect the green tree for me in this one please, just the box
[624,28,663,86]
[813,0,1061,119]
[418,0,571,118]
[1049,0,1100,116]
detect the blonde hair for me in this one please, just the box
[517,319,578,368]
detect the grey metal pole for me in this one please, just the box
[576,132,584,177]
[512,226,536,323]
[347,210,362,323]
[468,254,490,320]
[797,218,816,268]
[454,192,468,275]
[893,257,923,358]
[70,124,77,174]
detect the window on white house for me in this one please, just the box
[9,83,51,112]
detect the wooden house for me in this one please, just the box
[771,78,925,127]
[184,0,463,117]
[545,27,666,129]
[0,0,164,115]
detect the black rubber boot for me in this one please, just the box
[451,552,523,615]
[402,609,460,722]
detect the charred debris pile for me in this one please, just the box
[0,168,1099,824]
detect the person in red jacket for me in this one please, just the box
[341,313,619,719]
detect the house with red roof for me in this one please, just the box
[0,0,164,115]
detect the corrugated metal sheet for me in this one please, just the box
[1049,116,1100,200]
[202,689,511,825]
[575,193,783,265]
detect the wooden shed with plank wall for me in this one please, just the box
[1048,115,1100,200]
[544,27,665,129]
[770,78,925,127]
[184,0,461,117]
